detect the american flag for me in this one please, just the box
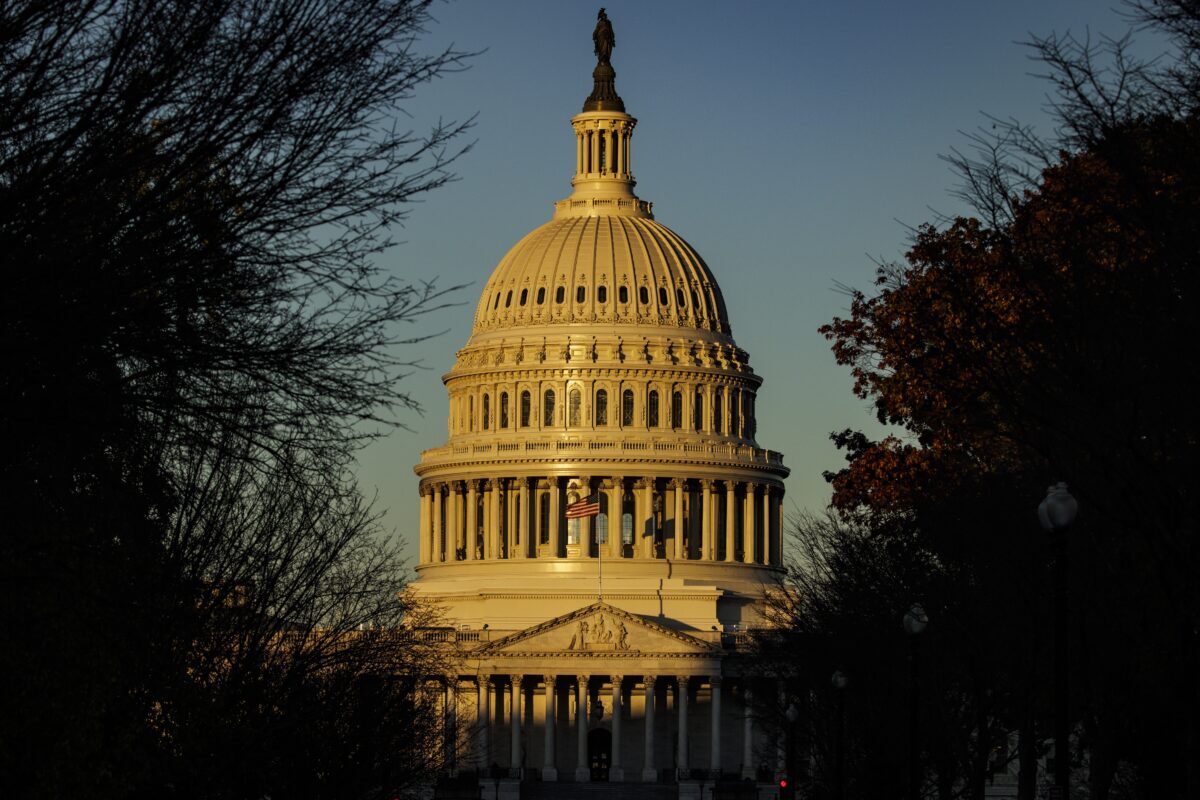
[565,494,600,519]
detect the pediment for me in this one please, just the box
[480,602,718,657]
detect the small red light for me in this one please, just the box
[779,778,789,788]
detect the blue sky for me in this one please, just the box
[356,1,1159,569]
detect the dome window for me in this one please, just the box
[639,286,649,305]
[543,389,555,427]
[504,290,512,308]
[555,286,565,304]
[520,390,531,427]
[648,389,660,427]
[468,396,474,431]
[676,288,686,308]
[671,391,683,430]
[519,289,528,306]
[568,389,582,427]
[493,292,501,310]
[499,392,509,428]
[595,389,608,426]
[618,286,629,304]
[621,388,634,426]
[537,287,546,305]
[713,387,723,434]
[598,286,607,304]
[539,493,551,544]
[576,286,586,303]
[658,287,669,306]
[692,289,701,312]
[694,389,704,431]
[482,394,491,430]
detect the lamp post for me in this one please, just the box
[903,603,928,800]
[831,670,849,800]
[783,702,799,800]
[1039,482,1078,800]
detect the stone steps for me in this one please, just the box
[520,782,679,800]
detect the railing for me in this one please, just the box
[419,436,786,470]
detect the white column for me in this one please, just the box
[590,129,599,176]
[543,675,558,780]
[760,485,771,568]
[418,485,431,564]
[432,484,444,562]
[518,478,531,559]
[700,480,715,561]
[605,479,622,559]
[677,677,690,776]
[642,676,657,782]
[672,479,686,560]
[466,480,479,560]
[575,675,590,782]
[549,477,562,558]
[477,675,491,770]
[742,687,755,780]
[579,476,593,556]
[447,481,459,560]
[724,481,737,562]
[509,675,523,772]
[710,676,723,774]
[635,477,654,559]
[772,487,784,566]
[611,675,625,781]
[488,478,501,559]
[741,483,755,564]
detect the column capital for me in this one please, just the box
[576,475,592,488]
[517,476,532,489]
[699,478,716,491]
[634,476,655,490]
[419,482,432,497]
[543,674,556,685]
[449,479,462,494]
[485,477,503,491]
[644,674,657,688]
[710,675,724,688]
[548,475,562,488]
[676,675,691,687]
[611,674,624,685]
[576,674,589,686]
[744,481,759,495]
[509,673,524,686]
[479,673,492,684]
[667,477,686,490]
[599,478,616,490]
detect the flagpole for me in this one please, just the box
[598,527,603,602]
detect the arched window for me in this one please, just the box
[713,387,723,434]
[543,389,555,427]
[520,390,531,427]
[537,287,546,304]
[519,288,528,306]
[621,492,635,545]
[639,286,649,305]
[694,390,704,431]
[468,396,474,431]
[692,289,701,312]
[555,286,565,303]
[539,492,551,544]
[619,286,629,304]
[504,290,512,308]
[621,388,634,426]
[598,286,608,303]
[730,388,740,435]
[671,391,683,429]
[500,392,509,428]
[595,389,608,426]
[569,388,582,427]
[747,394,756,438]
[658,286,669,306]
[576,286,586,303]
[677,288,686,308]
[482,394,490,430]
[648,389,660,428]
[493,292,501,310]
[596,493,609,546]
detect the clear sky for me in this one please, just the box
[356,1,1157,570]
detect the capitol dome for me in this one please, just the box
[409,13,791,788]
[411,16,787,629]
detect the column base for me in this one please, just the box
[497,778,521,800]
[542,767,558,782]
[609,766,624,782]
[679,781,704,800]
[641,767,658,783]
[574,767,590,782]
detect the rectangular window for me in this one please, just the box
[621,513,633,545]
[568,517,581,545]
[596,512,609,544]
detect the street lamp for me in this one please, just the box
[903,603,929,800]
[1039,482,1078,800]
[831,671,848,800]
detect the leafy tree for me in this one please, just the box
[0,1,471,797]
[770,2,1200,797]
